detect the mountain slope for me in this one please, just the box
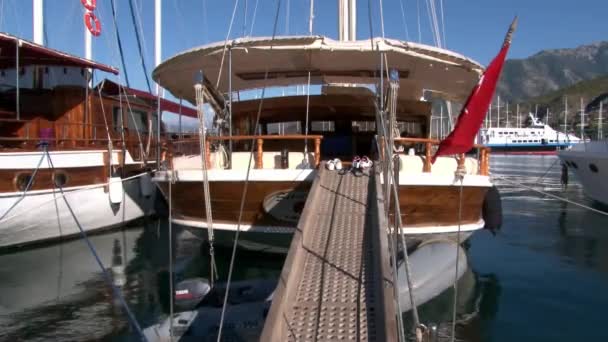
[498,41,608,100]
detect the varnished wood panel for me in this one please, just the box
[158,180,312,227]
[0,164,146,193]
[392,185,487,227]
[160,180,488,230]
[0,166,106,192]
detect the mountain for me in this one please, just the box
[498,41,608,101]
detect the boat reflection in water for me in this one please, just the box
[0,219,500,341]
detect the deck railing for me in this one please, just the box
[170,134,324,169]
[0,119,174,161]
[392,137,490,176]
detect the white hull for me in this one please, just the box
[174,218,484,254]
[0,177,155,248]
[559,142,608,205]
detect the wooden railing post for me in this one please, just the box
[314,138,321,168]
[479,147,489,176]
[256,138,264,169]
[423,142,432,172]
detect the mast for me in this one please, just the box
[599,101,603,140]
[33,0,44,45]
[505,101,509,128]
[564,96,568,141]
[580,97,584,139]
[155,0,162,96]
[496,96,500,128]
[516,103,520,128]
[338,0,356,41]
[488,101,492,128]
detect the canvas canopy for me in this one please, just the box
[153,36,484,105]
[0,32,118,74]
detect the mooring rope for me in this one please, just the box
[216,1,283,340]
[43,146,147,341]
[0,171,153,225]
[168,168,175,341]
[495,175,608,217]
[0,151,45,221]
[450,175,465,342]
[195,81,218,286]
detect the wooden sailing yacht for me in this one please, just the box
[0,33,194,248]
[152,32,494,253]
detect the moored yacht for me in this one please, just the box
[152,35,497,253]
[559,140,608,205]
[0,33,194,248]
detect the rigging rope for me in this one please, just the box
[215,0,240,89]
[379,0,386,38]
[248,0,260,36]
[450,176,465,342]
[216,1,283,340]
[43,146,148,341]
[0,151,45,221]
[416,0,422,43]
[440,0,446,47]
[110,0,131,87]
[302,0,314,163]
[397,0,410,40]
[168,169,175,341]
[0,171,153,225]
[367,3,415,339]
[195,81,218,287]
[127,0,152,93]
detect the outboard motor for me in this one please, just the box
[482,185,503,235]
[280,146,289,169]
[174,278,211,311]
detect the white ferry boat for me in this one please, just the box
[479,113,582,153]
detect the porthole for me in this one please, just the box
[589,164,599,173]
[53,172,68,187]
[15,173,33,191]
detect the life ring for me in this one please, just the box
[84,11,101,37]
[81,0,96,11]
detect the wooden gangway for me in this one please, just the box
[261,165,398,341]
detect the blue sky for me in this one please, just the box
[1,0,606,95]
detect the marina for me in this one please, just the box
[2,156,608,341]
[1,0,608,341]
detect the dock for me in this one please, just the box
[261,165,398,341]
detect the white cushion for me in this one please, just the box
[398,155,479,175]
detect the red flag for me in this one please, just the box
[432,17,517,163]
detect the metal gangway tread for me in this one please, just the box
[261,165,397,341]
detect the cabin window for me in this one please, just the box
[127,109,149,133]
[352,121,376,132]
[15,173,33,191]
[311,121,335,132]
[266,121,301,135]
[53,172,68,187]
[589,163,599,173]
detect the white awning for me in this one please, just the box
[153,35,483,104]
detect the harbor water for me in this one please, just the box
[1,155,607,341]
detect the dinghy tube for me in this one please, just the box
[398,241,468,312]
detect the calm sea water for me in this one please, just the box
[1,155,607,341]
